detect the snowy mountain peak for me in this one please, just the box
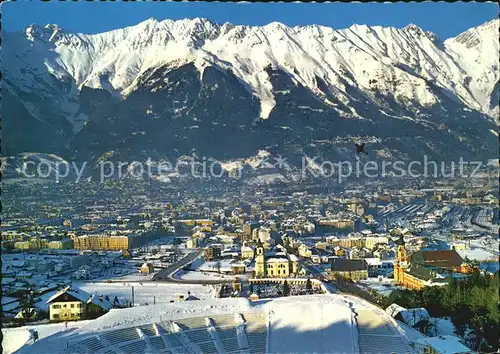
[189,17,216,25]
[403,23,439,41]
[265,21,289,30]
[451,18,499,49]
[472,18,499,32]
[403,23,423,32]
[444,18,499,118]
[5,17,499,134]
[136,17,160,29]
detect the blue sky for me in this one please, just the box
[2,1,498,39]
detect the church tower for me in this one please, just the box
[254,241,266,278]
[393,235,408,284]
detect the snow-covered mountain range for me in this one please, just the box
[2,18,498,165]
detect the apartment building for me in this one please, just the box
[71,234,130,251]
[326,235,388,250]
[14,238,49,250]
[48,238,74,250]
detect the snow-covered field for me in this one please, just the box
[173,269,238,281]
[95,271,157,282]
[15,294,382,354]
[358,277,402,297]
[469,237,500,255]
[72,281,217,306]
[267,295,358,353]
[196,259,236,273]
[2,320,92,354]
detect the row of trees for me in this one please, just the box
[384,270,499,352]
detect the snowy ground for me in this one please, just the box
[48,298,252,339]
[3,283,217,353]
[71,281,217,306]
[2,320,92,354]
[395,320,428,342]
[90,267,138,281]
[430,317,456,337]
[469,237,500,255]
[196,259,235,273]
[15,294,382,354]
[456,248,498,262]
[267,295,358,353]
[95,271,158,282]
[247,173,289,185]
